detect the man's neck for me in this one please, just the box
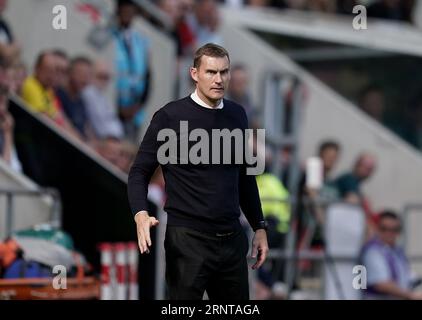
[35,76,48,90]
[196,89,221,108]
[66,84,80,99]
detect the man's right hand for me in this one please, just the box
[134,211,159,254]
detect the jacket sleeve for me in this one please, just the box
[127,109,167,216]
[238,108,264,231]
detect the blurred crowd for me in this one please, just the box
[0,0,145,174]
[225,0,416,23]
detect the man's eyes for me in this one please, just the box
[207,71,228,75]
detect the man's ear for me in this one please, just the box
[190,67,198,83]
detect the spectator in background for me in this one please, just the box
[255,148,290,299]
[177,0,197,57]
[300,140,342,211]
[10,60,27,95]
[0,56,21,172]
[187,0,223,46]
[21,51,80,139]
[316,140,342,200]
[226,64,257,124]
[51,49,70,89]
[359,85,386,123]
[158,0,197,58]
[114,0,151,141]
[398,93,422,150]
[22,52,58,119]
[0,0,20,64]
[360,210,422,300]
[296,141,341,251]
[334,152,378,237]
[334,152,376,204]
[82,60,124,140]
[56,56,95,142]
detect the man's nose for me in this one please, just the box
[214,72,222,83]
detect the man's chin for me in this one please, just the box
[209,92,224,100]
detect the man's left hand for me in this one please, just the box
[251,229,269,270]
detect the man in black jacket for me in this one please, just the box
[128,43,268,300]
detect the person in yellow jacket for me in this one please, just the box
[256,173,290,236]
[21,51,81,140]
[255,172,291,299]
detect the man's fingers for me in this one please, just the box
[150,217,159,227]
[251,243,258,258]
[145,218,159,248]
[251,249,261,269]
[253,248,268,270]
[136,217,159,254]
[137,228,147,254]
[144,224,152,247]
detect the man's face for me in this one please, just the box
[54,56,69,89]
[355,156,376,181]
[190,55,230,105]
[118,4,137,28]
[36,54,57,88]
[320,147,339,174]
[159,0,182,21]
[378,217,401,247]
[195,0,216,25]
[69,63,92,94]
[94,64,112,91]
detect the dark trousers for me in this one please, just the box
[164,225,250,300]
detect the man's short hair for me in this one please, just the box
[35,50,52,69]
[52,49,68,61]
[69,56,93,70]
[117,0,136,9]
[318,140,340,156]
[379,210,400,222]
[193,43,230,69]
